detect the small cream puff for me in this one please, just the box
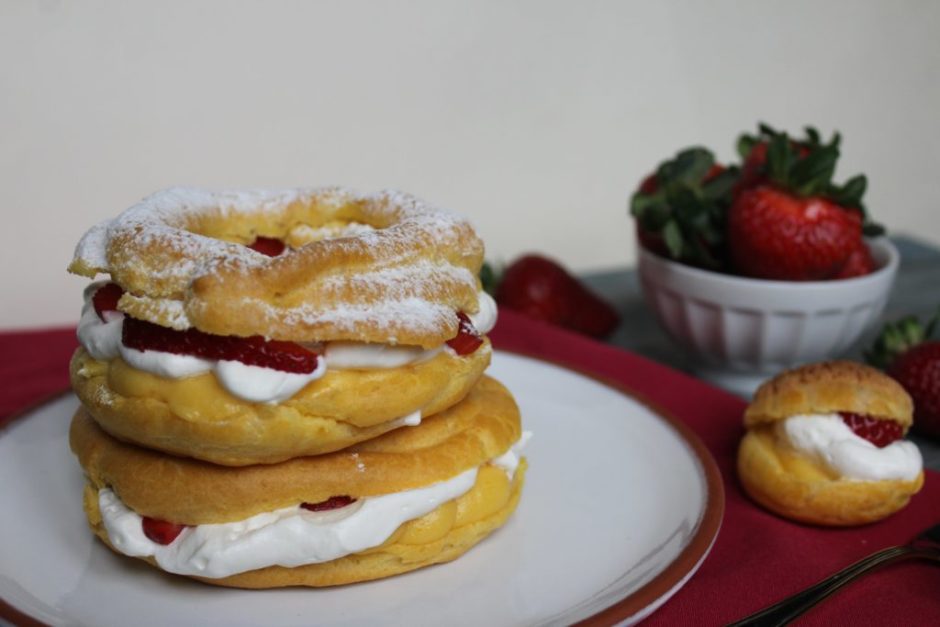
[737,361,923,526]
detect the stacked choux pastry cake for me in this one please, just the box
[737,361,923,526]
[67,187,528,587]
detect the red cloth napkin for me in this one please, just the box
[2,315,937,625]
[0,327,76,420]
[487,311,939,625]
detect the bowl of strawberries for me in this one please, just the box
[632,124,899,395]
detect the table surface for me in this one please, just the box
[582,235,940,471]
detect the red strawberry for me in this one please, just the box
[839,412,903,447]
[92,283,125,321]
[638,173,659,195]
[248,236,286,257]
[446,312,484,355]
[495,254,619,338]
[832,239,875,279]
[867,312,940,439]
[890,343,940,439]
[122,317,319,374]
[736,141,770,193]
[726,124,881,281]
[301,496,357,512]
[728,186,863,280]
[142,517,187,545]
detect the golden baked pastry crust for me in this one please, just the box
[81,460,526,588]
[68,187,484,348]
[70,341,490,465]
[744,361,913,429]
[70,375,522,523]
[737,428,923,526]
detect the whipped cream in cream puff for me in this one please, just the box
[77,283,496,404]
[97,436,527,579]
[777,414,922,482]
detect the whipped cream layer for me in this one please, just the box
[98,434,529,579]
[76,284,497,403]
[778,414,922,481]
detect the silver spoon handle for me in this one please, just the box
[728,546,939,626]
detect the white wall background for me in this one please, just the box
[2,0,939,329]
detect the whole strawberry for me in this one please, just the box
[493,254,620,338]
[728,187,864,280]
[832,239,876,279]
[630,147,738,270]
[866,311,940,439]
[727,127,881,280]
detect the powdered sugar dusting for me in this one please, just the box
[350,452,366,472]
[72,220,111,271]
[121,297,192,331]
[251,297,457,341]
[69,187,483,342]
[322,260,476,297]
[289,222,376,244]
[72,187,466,278]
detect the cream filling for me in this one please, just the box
[97,435,528,579]
[778,414,922,481]
[76,284,497,403]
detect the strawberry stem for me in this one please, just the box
[630,147,737,269]
[866,308,940,370]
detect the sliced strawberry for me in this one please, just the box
[122,317,319,374]
[142,517,187,545]
[92,283,125,322]
[301,496,356,512]
[446,312,484,356]
[839,412,904,448]
[248,237,286,257]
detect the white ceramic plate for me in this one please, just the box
[0,352,722,626]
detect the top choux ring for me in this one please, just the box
[69,187,484,348]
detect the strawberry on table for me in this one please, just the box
[727,127,882,280]
[493,254,620,338]
[867,310,940,439]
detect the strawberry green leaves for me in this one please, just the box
[630,148,737,269]
[866,308,940,370]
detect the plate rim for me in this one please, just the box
[502,351,725,625]
[0,349,725,627]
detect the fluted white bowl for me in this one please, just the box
[638,238,899,391]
